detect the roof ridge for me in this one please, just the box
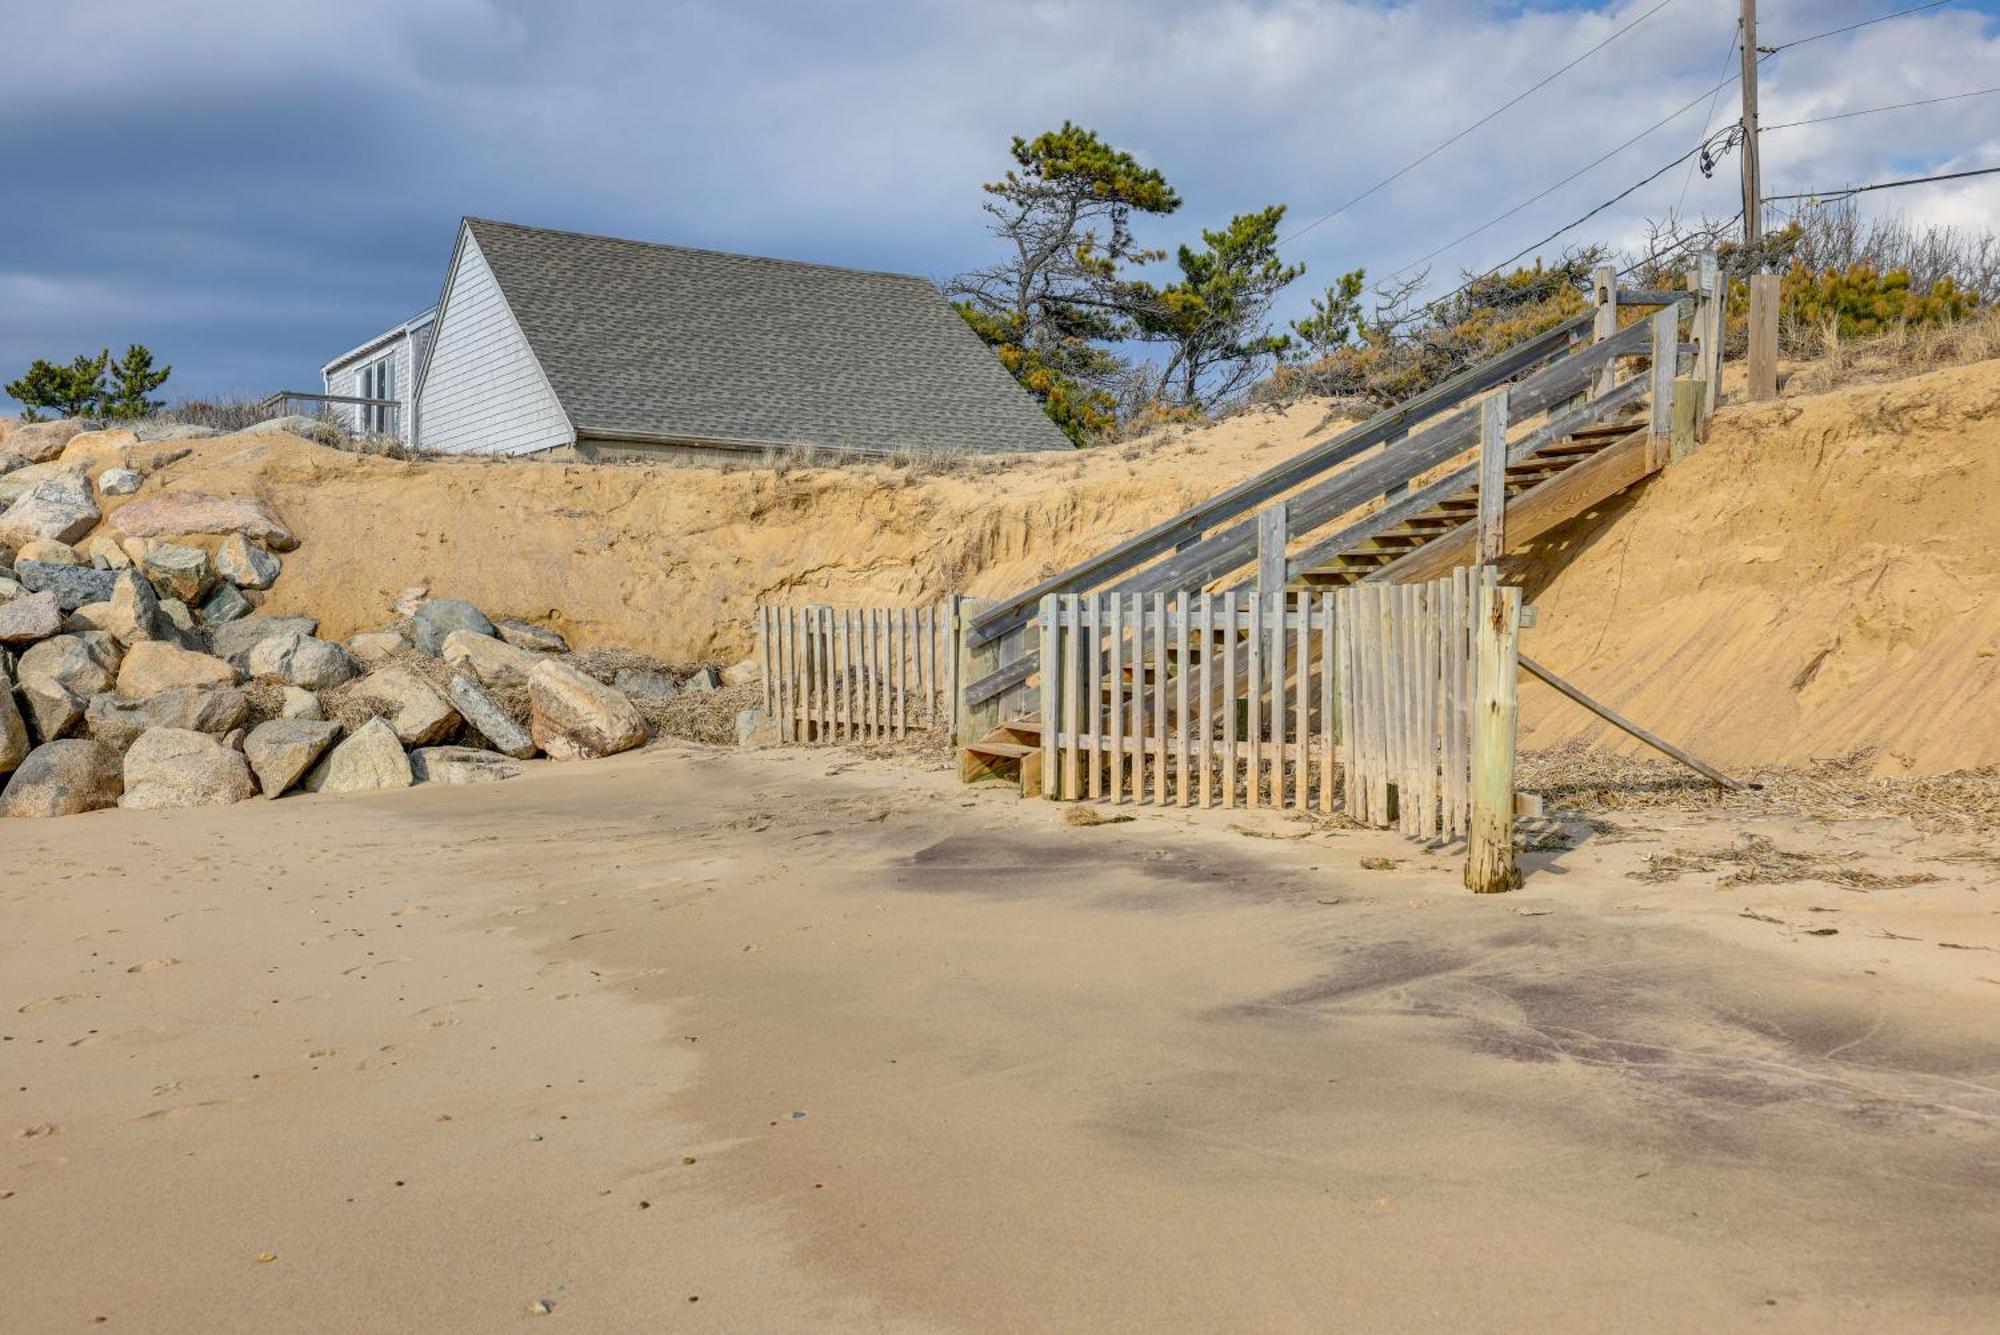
[462,217,936,286]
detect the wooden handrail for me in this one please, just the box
[962,309,1596,650]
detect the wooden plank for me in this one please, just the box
[962,311,1596,651]
[1591,264,1618,400]
[1086,596,1103,801]
[1153,592,1168,806]
[898,607,910,738]
[1748,272,1779,401]
[1337,588,1356,817]
[1130,594,1147,803]
[1519,653,1746,789]
[1038,596,1058,797]
[1319,591,1335,814]
[1476,388,1510,564]
[1062,600,1081,800]
[1372,428,1655,584]
[1465,582,1522,893]
[1222,591,1239,810]
[1198,593,1214,809]
[1648,305,1677,457]
[1108,593,1124,803]
[1699,250,1723,414]
[1246,592,1262,808]
[1257,503,1288,594]
[1671,378,1703,461]
[1294,591,1310,810]
[1175,590,1191,807]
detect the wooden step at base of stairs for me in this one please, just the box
[961,720,1044,796]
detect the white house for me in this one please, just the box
[320,306,436,440]
[322,217,1069,459]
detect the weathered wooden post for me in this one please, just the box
[953,595,1001,751]
[1257,501,1289,594]
[1698,249,1722,414]
[1670,379,1704,461]
[1464,580,1522,894]
[1037,593,1061,799]
[1476,388,1509,564]
[1647,306,1677,468]
[1591,264,1618,400]
[1748,272,1779,401]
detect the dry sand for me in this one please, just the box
[6,745,2000,1332]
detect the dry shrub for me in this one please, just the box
[1781,303,2000,396]
[644,682,760,744]
[1627,833,1940,892]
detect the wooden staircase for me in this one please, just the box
[962,716,1044,796]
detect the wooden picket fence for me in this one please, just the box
[1035,569,1515,841]
[755,602,955,743]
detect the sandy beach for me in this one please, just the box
[6,743,2000,1332]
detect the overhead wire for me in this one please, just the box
[1765,0,1955,53]
[1764,162,2000,202]
[1674,16,1744,215]
[1278,0,1683,245]
[1762,84,2000,131]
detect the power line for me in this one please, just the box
[1617,212,1744,278]
[1279,0,1683,246]
[1675,17,1744,215]
[1767,0,1955,53]
[1765,162,2000,202]
[1387,64,1750,280]
[1763,84,2000,131]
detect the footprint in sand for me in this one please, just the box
[16,995,80,1014]
[126,958,179,974]
[16,1123,59,1139]
[412,997,490,1028]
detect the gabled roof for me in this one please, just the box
[460,218,1069,454]
[321,306,437,376]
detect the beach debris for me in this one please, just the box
[1360,856,1400,870]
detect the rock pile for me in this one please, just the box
[2,421,740,820]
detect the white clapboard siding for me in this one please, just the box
[323,331,421,440]
[414,227,574,457]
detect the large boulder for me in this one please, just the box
[16,632,121,740]
[613,666,679,701]
[0,738,122,817]
[110,491,298,551]
[103,569,167,646]
[139,542,212,603]
[200,582,252,625]
[98,468,142,496]
[446,674,534,758]
[15,560,118,612]
[440,628,542,692]
[115,640,238,699]
[353,665,458,745]
[244,631,357,690]
[133,422,219,443]
[0,669,28,774]
[300,717,412,794]
[17,538,81,566]
[0,473,99,548]
[242,414,327,439]
[493,618,568,653]
[736,708,782,749]
[278,685,323,720]
[411,599,494,655]
[0,590,62,646]
[213,533,279,590]
[0,458,88,506]
[84,684,249,751]
[5,419,88,465]
[527,659,646,761]
[119,727,255,810]
[243,718,342,798]
[411,746,522,785]
[86,535,132,570]
[210,614,317,669]
[346,629,407,665]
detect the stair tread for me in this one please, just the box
[967,740,1036,759]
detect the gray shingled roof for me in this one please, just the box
[463,218,1069,454]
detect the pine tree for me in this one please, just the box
[103,344,172,419]
[1125,205,1305,408]
[4,350,109,421]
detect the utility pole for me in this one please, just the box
[1740,0,1763,248]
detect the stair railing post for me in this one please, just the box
[1698,249,1722,414]
[1648,306,1677,468]
[1464,580,1522,894]
[1257,501,1289,593]
[1037,593,1060,799]
[1748,272,1779,401]
[954,595,1001,752]
[1591,264,1618,400]
[1476,387,1510,565]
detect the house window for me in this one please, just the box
[359,354,397,436]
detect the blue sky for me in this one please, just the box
[3,0,1997,411]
